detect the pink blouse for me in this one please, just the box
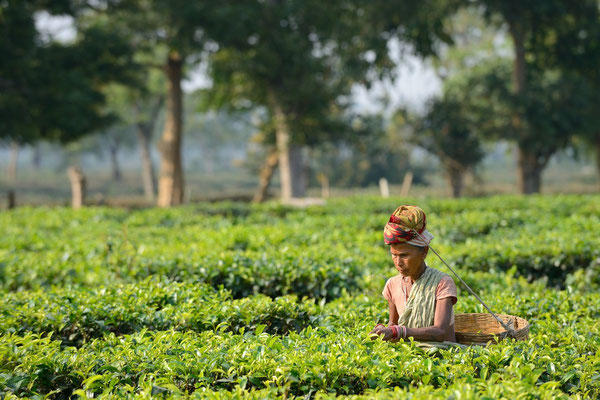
[382,271,457,325]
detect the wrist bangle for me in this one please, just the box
[402,326,407,339]
[391,325,398,340]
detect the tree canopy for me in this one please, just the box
[0,0,138,144]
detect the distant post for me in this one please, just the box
[400,172,413,197]
[317,173,330,198]
[68,166,86,209]
[379,178,390,198]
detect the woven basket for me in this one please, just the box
[455,313,530,345]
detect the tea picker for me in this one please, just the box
[373,205,529,347]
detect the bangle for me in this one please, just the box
[391,325,398,340]
[401,326,407,339]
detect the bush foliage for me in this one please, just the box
[1,194,599,398]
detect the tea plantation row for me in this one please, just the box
[2,287,599,398]
[2,195,599,294]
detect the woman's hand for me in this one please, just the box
[369,324,394,341]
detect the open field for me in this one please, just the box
[1,142,599,209]
[1,195,599,398]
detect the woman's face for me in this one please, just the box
[390,243,428,278]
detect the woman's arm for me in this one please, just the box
[387,299,399,326]
[372,298,454,342]
[404,297,454,342]
[371,297,454,342]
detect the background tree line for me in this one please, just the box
[2,0,599,206]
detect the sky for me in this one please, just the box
[35,12,442,116]
[351,52,442,114]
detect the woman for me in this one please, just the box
[370,205,458,344]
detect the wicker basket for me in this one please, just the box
[455,313,530,345]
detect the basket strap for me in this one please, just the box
[413,230,516,337]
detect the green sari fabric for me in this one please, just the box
[397,266,467,350]
[397,266,445,328]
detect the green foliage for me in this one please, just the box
[309,115,430,187]
[443,57,598,168]
[412,94,484,193]
[2,196,599,294]
[0,205,368,298]
[434,0,600,193]
[204,1,377,148]
[0,1,139,145]
[1,195,600,398]
[0,278,319,346]
[1,289,599,398]
[203,0,456,153]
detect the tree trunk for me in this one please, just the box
[135,96,162,202]
[517,147,542,194]
[7,190,16,209]
[252,147,279,203]
[595,134,600,187]
[509,20,536,195]
[273,102,293,202]
[446,166,464,198]
[67,166,86,209]
[137,124,156,201]
[269,90,307,201]
[108,141,121,182]
[157,51,184,207]
[7,141,19,182]
[509,21,526,95]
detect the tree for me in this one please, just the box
[307,112,437,190]
[0,1,137,145]
[205,0,456,202]
[446,58,597,193]
[134,93,164,200]
[93,0,217,207]
[206,2,361,200]
[470,0,600,193]
[412,7,500,197]
[415,95,484,197]
[545,9,600,184]
[101,76,164,200]
[0,0,138,205]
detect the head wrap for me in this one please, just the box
[383,205,434,247]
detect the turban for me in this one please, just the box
[383,205,434,247]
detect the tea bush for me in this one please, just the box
[0,278,320,346]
